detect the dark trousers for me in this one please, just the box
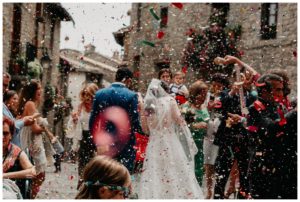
[77,130,96,189]
[248,157,280,199]
[53,152,63,171]
[214,144,250,199]
[249,156,296,199]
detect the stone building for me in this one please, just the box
[3,3,73,91]
[3,3,73,143]
[114,3,297,96]
[59,44,120,108]
[58,44,119,151]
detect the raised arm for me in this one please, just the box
[224,55,258,76]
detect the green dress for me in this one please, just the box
[181,103,210,186]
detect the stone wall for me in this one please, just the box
[3,3,64,87]
[3,4,14,70]
[85,52,121,67]
[228,3,297,97]
[2,3,72,139]
[126,3,297,96]
[128,3,212,92]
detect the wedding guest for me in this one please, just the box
[66,83,99,189]
[76,155,131,199]
[181,80,210,186]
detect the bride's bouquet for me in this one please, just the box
[181,105,196,125]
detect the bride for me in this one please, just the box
[138,79,203,199]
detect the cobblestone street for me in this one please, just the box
[36,162,78,199]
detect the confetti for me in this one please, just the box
[141,40,155,47]
[182,66,188,74]
[157,31,165,39]
[171,3,183,10]
[186,28,195,36]
[134,71,141,77]
[240,7,246,14]
[149,7,160,21]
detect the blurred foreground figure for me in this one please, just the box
[76,155,131,199]
[90,67,144,173]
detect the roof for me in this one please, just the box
[59,49,118,75]
[60,55,106,74]
[113,26,131,46]
[45,3,74,24]
[84,52,122,66]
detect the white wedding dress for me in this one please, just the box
[138,79,203,199]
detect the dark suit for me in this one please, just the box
[89,83,142,173]
[247,98,297,199]
[213,90,256,199]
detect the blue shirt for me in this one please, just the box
[3,104,24,147]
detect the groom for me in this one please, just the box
[89,67,143,173]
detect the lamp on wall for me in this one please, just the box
[40,48,52,69]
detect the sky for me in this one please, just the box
[60,3,131,57]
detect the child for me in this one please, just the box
[169,71,189,105]
[76,156,132,199]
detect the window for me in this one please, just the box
[10,4,22,60]
[25,42,37,63]
[35,3,42,18]
[9,4,23,90]
[133,55,140,77]
[86,73,103,87]
[50,19,55,51]
[136,3,142,32]
[154,60,170,72]
[261,3,278,40]
[210,3,230,27]
[160,7,168,28]
[133,56,140,70]
[35,3,42,48]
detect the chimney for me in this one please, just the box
[84,44,96,55]
[112,50,120,60]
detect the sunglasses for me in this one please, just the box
[85,181,131,198]
[3,131,11,136]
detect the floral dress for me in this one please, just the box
[181,102,210,186]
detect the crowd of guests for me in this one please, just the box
[153,55,297,199]
[2,54,297,199]
[3,74,66,199]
